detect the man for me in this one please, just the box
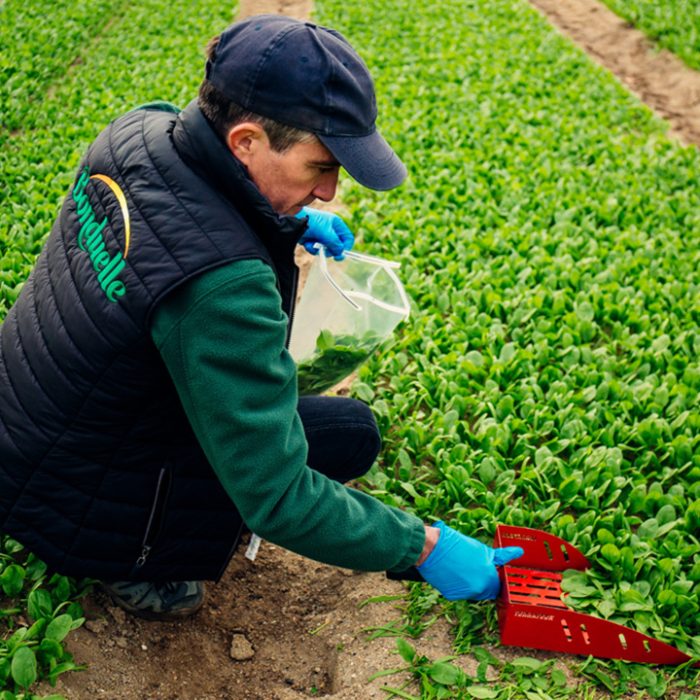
[0,15,522,619]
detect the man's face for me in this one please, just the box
[229,126,341,216]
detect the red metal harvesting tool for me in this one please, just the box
[494,525,698,666]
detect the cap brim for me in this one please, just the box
[318,129,407,191]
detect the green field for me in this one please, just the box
[601,0,700,71]
[317,0,699,696]
[1,0,699,697]
[1,1,237,697]
[0,0,237,314]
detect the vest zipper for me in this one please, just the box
[136,545,151,569]
[136,465,172,569]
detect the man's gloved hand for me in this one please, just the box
[296,207,355,261]
[417,521,524,601]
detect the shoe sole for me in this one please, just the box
[99,583,205,621]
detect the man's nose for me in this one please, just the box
[312,169,339,202]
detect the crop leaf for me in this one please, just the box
[10,647,37,689]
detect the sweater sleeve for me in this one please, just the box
[150,258,425,572]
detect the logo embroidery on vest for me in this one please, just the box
[71,168,130,302]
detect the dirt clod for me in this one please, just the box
[84,618,109,635]
[106,605,126,626]
[230,632,256,661]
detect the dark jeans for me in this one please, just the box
[297,395,381,484]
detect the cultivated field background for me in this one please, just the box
[1,0,698,698]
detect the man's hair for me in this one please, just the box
[198,36,316,153]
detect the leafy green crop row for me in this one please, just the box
[374,637,698,700]
[315,0,699,696]
[1,0,238,695]
[0,535,88,700]
[600,0,700,71]
[1,0,238,309]
[0,0,128,134]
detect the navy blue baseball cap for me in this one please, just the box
[205,15,407,191]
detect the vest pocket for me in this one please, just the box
[135,465,172,569]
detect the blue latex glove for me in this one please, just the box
[417,521,524,601]
[296,207,355,261]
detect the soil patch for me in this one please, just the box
[46,539,466,700]
[237,0,312,21]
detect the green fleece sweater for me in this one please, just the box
[150,258,425,572]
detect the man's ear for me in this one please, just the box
[226,122,267,166]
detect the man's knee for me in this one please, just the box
[345,398,381,476]
[300,396,382,482]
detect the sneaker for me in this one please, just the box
[101,580,205,620]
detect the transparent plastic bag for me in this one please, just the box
[289,246,411,395]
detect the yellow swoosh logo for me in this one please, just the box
[90,174,131,258]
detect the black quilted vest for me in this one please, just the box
[0,101,304,582]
